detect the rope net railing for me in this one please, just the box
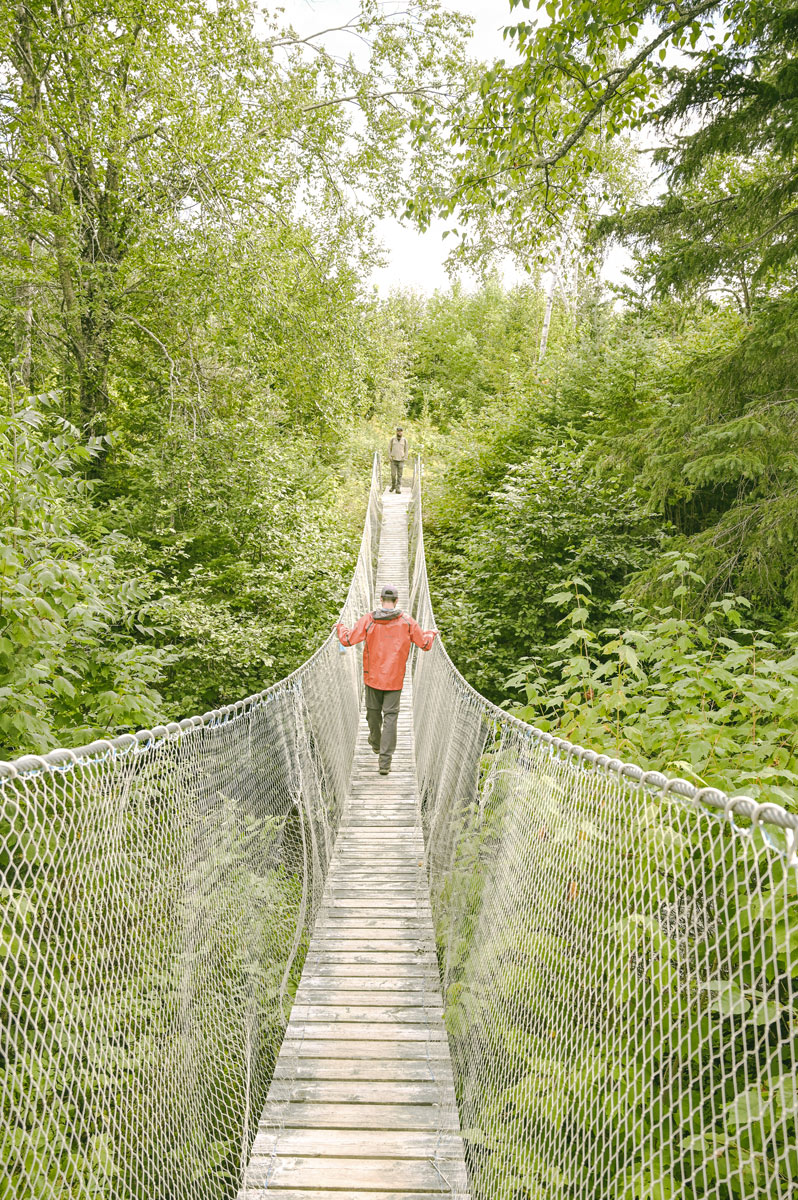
[0,455,382,1200]
[408,461,798,1200]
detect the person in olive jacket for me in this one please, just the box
[389,426,408,493]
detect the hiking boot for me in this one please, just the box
[379,765,390,775]
[369,742,380,754]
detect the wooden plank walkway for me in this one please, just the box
[238,483,469,1199]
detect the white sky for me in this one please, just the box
[292,2,631,295]
[370,0,519,295]
[289,1,519,294]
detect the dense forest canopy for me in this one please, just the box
[1,0,796,809]
[0,0,469,751]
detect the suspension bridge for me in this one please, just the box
[1,456,796,1200]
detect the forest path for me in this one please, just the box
[237,481,469,1199]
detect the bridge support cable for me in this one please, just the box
[408,458,798,1200]
[0,457,382,1200]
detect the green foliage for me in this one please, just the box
[0,392,168,755]
[429,444,659,699]
[613,297,798,622]
[0,2,469,755]
[1,772,310,1199]
[433,731,798,1200]
[390,281,546,426]
[410,0,798,289]
[103,402,368,716]
[509,557,798,809]
[608,2,798,293]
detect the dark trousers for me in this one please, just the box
[365,685,401,769]
[390,459,405,491]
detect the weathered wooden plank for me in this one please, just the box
[252,1155,468,1191]
[306,952,438,966]
[321,902,422,907]
[334,831,420,839]
[330,861,420,869]
[315,927,426,939]
[319,913,425,924]
[277,1039,451,1060]
[302,962,439,977]
[297,975,438,990]
[337,831,417,837]
[326,868,423,875]
[292,993,439,1012]
[323,886,422,893]
[268,1080,445,1104]
[307,940,433,953]
[272,1060,451,1083]
[339,821,417,828]
[331,855,421,863]
[322,878,421,888]
[298,976,438,990]
[321,904,423,914]
[290,1005,442,1024]
[322,868,421,878]
[335,829,420,836]
[240,1191,458,1200]
[316,907,427,916]
[247,1128,462,1158]
[332,847,420,855]
[285,1022,446,1041]
[312,921,429,932]
[255,1102,455,1130]
[345,802,415,809]
[322,896,425,905]
[314,904,424,915]
[311,936,430,947]
[312,920,430,932]
[296,990,440,1007]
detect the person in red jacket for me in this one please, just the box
[337,584,437,775]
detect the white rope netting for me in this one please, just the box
[3,452,796,1200]
[0,458,382,1200]
[408,463,798,1200]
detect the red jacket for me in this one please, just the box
[337,610,437,691]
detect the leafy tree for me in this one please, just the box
[0,0,469,421]
[0,390,168,755]
[509,557,798,808]
[0,2,470,755]
[428,441,659,700]
[410,0,798,295]
[390,281,547,426]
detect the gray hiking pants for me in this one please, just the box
[365,685,401,769]
[390,458,405,491]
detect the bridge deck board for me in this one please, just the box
[238,483,469,1198]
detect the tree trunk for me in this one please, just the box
[539,270,557,362]
[13,276,33,389]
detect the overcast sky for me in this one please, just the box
[291,2,633,296]
[370,0,518,295]
[289,1,519,294]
